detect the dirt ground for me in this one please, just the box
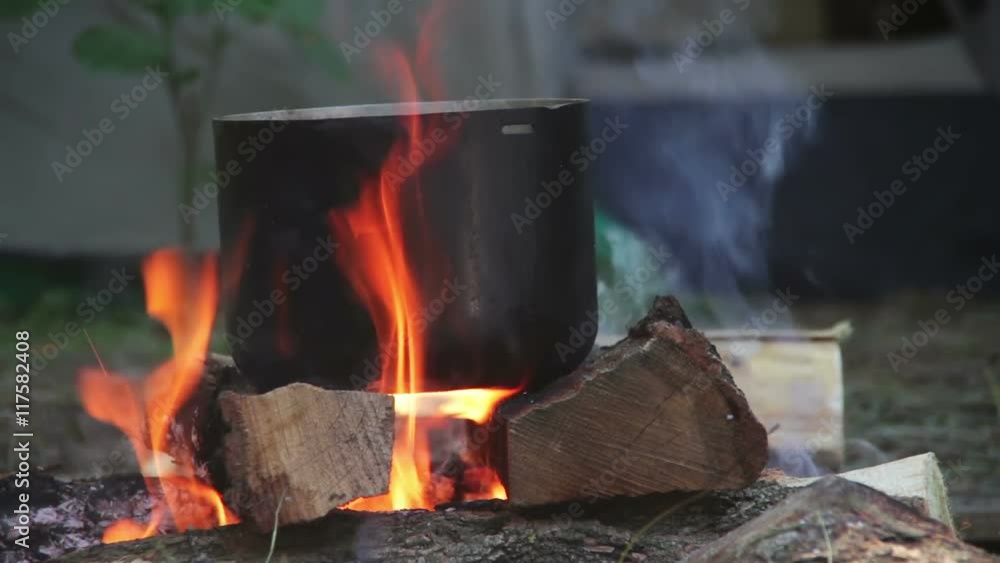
[794,291,1000,543]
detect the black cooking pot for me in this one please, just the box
[213,100,596,392]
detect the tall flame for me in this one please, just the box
[330,39,516,511]
[77,250,238,543]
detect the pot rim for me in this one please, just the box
[215,98,589,122]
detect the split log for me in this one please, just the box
[684,477,996,563]
[47,455,993,563]
[194,295,767,522]
[706,323,849,471]
[779,452,954,529]
[495,296,769,506]
[217,383,394,531]
[599,323,850,473]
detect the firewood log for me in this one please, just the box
[779,452,954,529]
[684,477,992,563]
[217,383,394,531]
[46,453,993,563]
[494,296,769,506]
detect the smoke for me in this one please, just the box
[584,0,821,328]
[579,1,836,477]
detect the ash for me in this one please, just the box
[0,472,149,562]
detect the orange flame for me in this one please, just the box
[331,37,516,511]
[77,250,238,543]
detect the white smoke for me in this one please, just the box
[579,0,820,328]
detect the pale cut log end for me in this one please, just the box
[219,383,394,531]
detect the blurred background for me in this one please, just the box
[1,0,998,550]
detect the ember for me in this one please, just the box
[76,250,238,543]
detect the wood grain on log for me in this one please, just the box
[496,296,769,506]
[219,383,394,531]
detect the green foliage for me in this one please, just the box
[67,0,349,247]
[274,0,325,30]
[273,0,350,80]
[0,0,42,19]
[289,29,350,81]
[69,1,350,81]
[72,25,168,73]
[233,0,281,22]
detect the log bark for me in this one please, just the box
[218,383,395,531]
[12,453,974,562]
[684,477,996,563]
[46,478,801,563]
[495,296,769,506]
[49,466,993,563]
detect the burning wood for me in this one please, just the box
[192,361,516,523]
[183,296,765,529]
[316,41,523,512]
[74,250,238,543]
[217,384,394,531]
[495,296,769,506]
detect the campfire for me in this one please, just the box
[74,31,526,541]
[27,8,988,563]
[37,297,979,563]
[328,43,518,511]
[76,250,238,543]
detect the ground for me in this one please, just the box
[795,291,1000,543]
[1,277,998,545]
